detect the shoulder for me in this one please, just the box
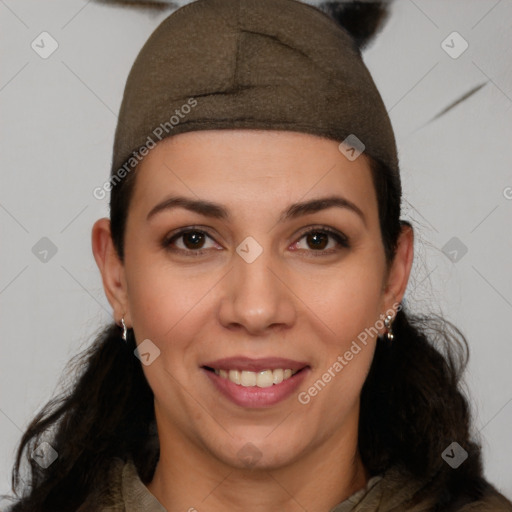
[454,485,512,512]
[377,465,512,512]
[76,457,164,512]
[76,457,126,512]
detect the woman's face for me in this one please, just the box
[94,129,412,471]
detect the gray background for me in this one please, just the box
[1,0,511,503]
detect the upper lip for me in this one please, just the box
[202,357,309,372]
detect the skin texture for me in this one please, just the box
[92,129,414,512]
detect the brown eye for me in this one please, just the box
[182,231,206,249]
[292,227,350,254]
[163,228,222,255]
[306,232,329,250]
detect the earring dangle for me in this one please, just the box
[120,317,128,342]
[384,315,394,342]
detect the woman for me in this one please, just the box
[5,0,512,510]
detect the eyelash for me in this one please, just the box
[162,225,350,257]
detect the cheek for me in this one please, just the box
[124,255,212,344]
[296,270,381,421]
[124,258,215,399]
[291,252,384,401]
[293,255,385,339]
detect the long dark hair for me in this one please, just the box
[3,3,493,511]
[4,153,489,511]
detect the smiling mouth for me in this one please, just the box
[202,367,306,387]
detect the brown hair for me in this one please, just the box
[4,153,488,511]
[4,1,491,509]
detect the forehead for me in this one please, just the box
[129,129,378,217]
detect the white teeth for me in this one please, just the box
[229,369,240,385]
[213,368,299,387]
[241,371,257,387]
[272,368,284,385]
[253,370,273,388]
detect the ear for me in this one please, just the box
[91,218,132,327]
[381,221,414,314]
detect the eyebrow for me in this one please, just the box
[146,194,366,226]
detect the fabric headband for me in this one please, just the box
[110,0,398,181]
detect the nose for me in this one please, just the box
[217,243,297,336]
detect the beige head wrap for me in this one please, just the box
[111,0,398,179]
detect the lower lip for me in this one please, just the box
[202,367,310,408]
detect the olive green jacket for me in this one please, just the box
[76,458,512,512]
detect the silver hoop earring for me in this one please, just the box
[120,317,127,342]
[384,315,394,342]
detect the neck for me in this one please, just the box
[147,410,369,512]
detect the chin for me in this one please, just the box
[213,436,304,471]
